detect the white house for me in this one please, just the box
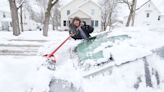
[0,0,39,31]
[61,0,102,32]
[0,0,11,31]
[124,0,164,27]
[0,10,11,31]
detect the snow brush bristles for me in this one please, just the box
[42,33,75,70]
[43,54,56,70]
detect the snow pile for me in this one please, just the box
[0,56,53,92]
[51,27,164,92]
[81,55,164,92]
[0,31,71,92]
[0,26,164,92]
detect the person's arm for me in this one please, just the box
[88,25,94,33]
[69,25,80,40]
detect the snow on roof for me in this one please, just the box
[151,0,164,15]
[61,0,99,10]
[68,9,92,18]
[137,0,164,15]
[78,0,101,9]
[118,0,164,17]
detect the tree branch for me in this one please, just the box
[17,0,25,9]
[51,0,59,6]
[118,0,131,10]
[136,0,151,11]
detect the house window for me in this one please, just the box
[91,9,95,15]
[146,13,150,18]
[95,20,99,27]
[158,16,161,21]
[91,20,94,27]
[63,20,66,26]
[3,12,6,18]
[148,4,150,7]
[67,10,70,15]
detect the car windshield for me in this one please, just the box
[75,32,131,64]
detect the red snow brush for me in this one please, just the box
[43,33,75,70]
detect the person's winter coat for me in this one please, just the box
[69,24,94,40]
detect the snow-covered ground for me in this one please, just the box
[0,27,164,92]
[0,31,70,92]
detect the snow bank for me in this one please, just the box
[0,56,52,92]
[1,26,164,92]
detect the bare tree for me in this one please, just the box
[8,0,25,36]
[8,0,21,36]
[17,0,25,32]
[43,0,59,37]
[99,0,118,31]
[51,2,61,30]
[35,0,48,23]
[125,0,137,26]
[119,0,150,27]
[25,1,43,24]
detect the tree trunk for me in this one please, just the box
[20,5,24,32]
[103,24,106,31]
[52,17,55,30]
[8,0,20,36]
[109,11,113,27]
[43,0,58,36]
[126,0,135,27]
[43,11,51,36]
[126,8,133,27]
[131,0,137,26]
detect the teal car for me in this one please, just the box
[75,31,131,67]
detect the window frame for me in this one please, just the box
[158,16,161,21]
[63,20,67,26]
[146,13,150,18]
[95,20,99,27]
[67,10,70,15]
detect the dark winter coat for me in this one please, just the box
[69,24,94,40]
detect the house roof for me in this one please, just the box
[61,0,101,11]
[137,0,164,15]
[120,0,164,17]
[61,0,80,10]
[78,0,101,10]
[68,9,91,19]
[151,0,164,15]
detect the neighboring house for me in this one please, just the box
[61,0,102,32]
[0,0,38,31]
[0,1,11,31]
[124,0,164,27]
[0,10,11,31]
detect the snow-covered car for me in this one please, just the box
[44,28,164,92]
[75,29,151,69]
[73,28,164,89]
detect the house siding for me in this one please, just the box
[124,1,164,27]
[135,1,161,26]
[61,0,102,32]
[80,1,101,32]
[0,11,11,31]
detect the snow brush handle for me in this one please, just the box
[47,33,75,58]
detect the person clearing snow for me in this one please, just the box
[69,17,94,40]
[43,17,94,70]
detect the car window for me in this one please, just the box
[75,32,131,63]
